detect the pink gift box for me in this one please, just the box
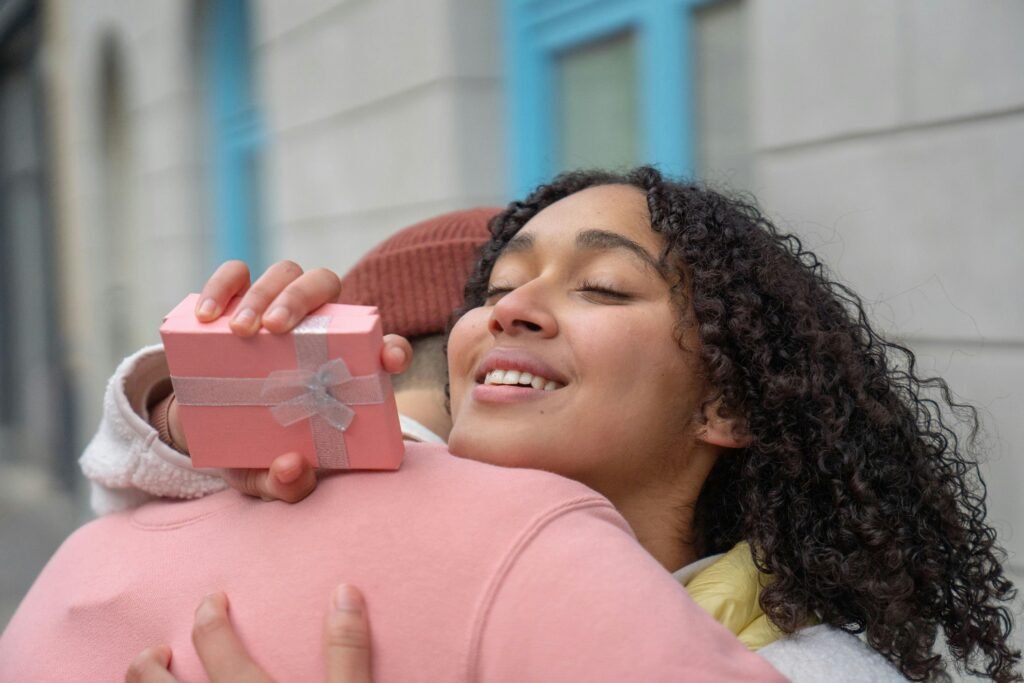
[160,293,404,470]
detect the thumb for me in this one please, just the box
[324,585,373,683]
[380,335,412,375]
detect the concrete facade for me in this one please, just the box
[748,2,1024,587]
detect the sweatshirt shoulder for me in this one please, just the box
[389,443,630,541]
[404,442,613,505]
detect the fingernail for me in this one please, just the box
[276,459,302,484]
[264,306,291,328]
[233,308,257,329]
[196,298,217,318]
[195,593,222,625]
[333,584,361,613]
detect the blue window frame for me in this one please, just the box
[203,0,264,269]
[503,0,712,197]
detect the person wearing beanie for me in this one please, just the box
[6,208,782,683]
[337,207,499,444]
[4,209,787,682]
[78,208,498,515]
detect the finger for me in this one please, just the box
[221,455,317,503]
[230,260,305,336]
[125,645,175,683]
[221,468,274,502]
[196,261,251,321]
[380,335,412,375]
[324,585,373,683]
[192,592,272,683]
[261,268,343,334]
[265,453,318,503]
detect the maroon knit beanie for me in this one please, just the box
[337,207,500,338]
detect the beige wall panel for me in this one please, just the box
[260,0,454,133]
[752,0,902,148]
[908,340,1024,571]
[906,0,1024,121]
[449,82,505,201]
[446,0,501,79]
[755,114,1024,341]
[256,0,357,44]
[133,97,199,177]
[125,16,194,110]
[268,82,497,226]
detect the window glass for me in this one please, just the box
[554,30,639,172]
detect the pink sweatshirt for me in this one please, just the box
[1,443,785,682]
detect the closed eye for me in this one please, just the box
[484,285,514,304]
[579,281,631,302]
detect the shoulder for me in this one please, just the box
[401,442,617,511]
[758,624,908,682]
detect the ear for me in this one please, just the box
[697,399,752,450]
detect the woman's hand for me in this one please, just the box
[165,259,343,450]
[162,260,412,503]
[125,586,373,683]
[195,259,343,336]
[213,332,411,503]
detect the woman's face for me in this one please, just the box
[447,184,712,499]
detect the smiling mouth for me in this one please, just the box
[481,369,565,391]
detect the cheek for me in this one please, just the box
[571,311,666,380]
[574,313,700,419]
[446,309,490,413]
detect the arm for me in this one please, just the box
[80,261,346,515]
[475,503,787,682]
[79,345,227,516]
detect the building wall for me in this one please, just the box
[748,0,1024,590]
[47,0,208,455]
[46,0,506,456]
[257,0,505,270]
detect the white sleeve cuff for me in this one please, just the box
[79,345,228,516]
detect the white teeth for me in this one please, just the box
[482,368,564,390]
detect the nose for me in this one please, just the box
[488,282,558,339]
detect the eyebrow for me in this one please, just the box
[575,229,664,275]
[503,232,535,255]
[499,228,665,276]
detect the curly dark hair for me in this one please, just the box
[454,166,1020,682]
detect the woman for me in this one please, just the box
[447,167,1019,681]
[115,167,1018,681]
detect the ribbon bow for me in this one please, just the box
[261,358,358,431]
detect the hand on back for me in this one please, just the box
[166,260,412,504]
[125,586,373,683]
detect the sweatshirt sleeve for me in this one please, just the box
[473,501,788,683]
[79,345,227,516]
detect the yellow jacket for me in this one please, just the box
[676,542,786,650]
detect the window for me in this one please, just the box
[504,0,749,196]
[200,0,265,269]
[556,30,640,170]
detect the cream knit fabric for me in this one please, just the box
[79,345,227,515]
